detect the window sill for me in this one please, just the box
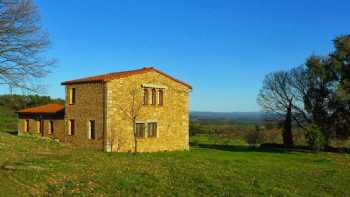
[142,105,164,107]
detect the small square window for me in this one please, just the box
[135,123,145,138]
[148,122,157,138]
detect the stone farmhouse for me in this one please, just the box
[17,67,192,152]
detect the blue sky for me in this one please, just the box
[2,0,350,112]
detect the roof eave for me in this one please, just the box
[151,68,192,89]
[17,111,61,114]
[61,80,105,85]
[16,108,65,114]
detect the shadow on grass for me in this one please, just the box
[2,130,18,135]
[191,143,291,154]
[192,143,350,154]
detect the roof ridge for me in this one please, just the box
[104,67,149,76]
[61,67,192,89]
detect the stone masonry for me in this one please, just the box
[17,67,191,152]
[105,70,190,152]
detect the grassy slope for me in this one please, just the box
[0,105,17,133]
[0,132,349,196]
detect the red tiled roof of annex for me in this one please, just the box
[61,67,192,89]
[17,103,65,114]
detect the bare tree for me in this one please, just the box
[257,71,295,146]
[108,128,117,152]
[108,127,128,152]
[288,66,312,126]
[116,88,143,153]
[0,0,54,92]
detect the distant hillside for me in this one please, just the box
[190,111,265,122]
[0,94,64,133]
[0,94,64,111]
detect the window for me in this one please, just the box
[135,123,145,138]
[89,120,96,140]
[68,119,75,135]
[69,88,76,105]
[158,89,164,106]
[48,121,54,134]
[151,88,156,105]
[142,87,165,107]
[147,122,157,138]
[37,120,41,133]
[24,120,29,132]
[143,88,149,105]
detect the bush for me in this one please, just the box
[245,125,263,147]
[190,138,200,147]
[261,128,281,144]
[305,124,326,151]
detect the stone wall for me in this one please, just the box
[106,71,190,152]
[64,82,106,150]
[17,118,65,141]
[20,70,191,153]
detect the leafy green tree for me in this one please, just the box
[0,94,64,132]
[0,94,64,111]
[329,35,350,139]
[305,123,326,151]
[294,36,350,143]
[295,56,337,145]
[258,35,350,148]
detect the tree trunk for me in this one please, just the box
[312,108,329,146]
[283,101,294,146]
[133,119,137,153]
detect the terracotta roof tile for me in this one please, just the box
[17,103,65,114]
[61,67,192,89]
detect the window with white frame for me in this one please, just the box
[142,87,165,106]
[147,122,157,138]
[69,88,76,105]
[68,119,75,135]
[135,123,145,138]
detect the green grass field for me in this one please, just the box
[1,132,349,196]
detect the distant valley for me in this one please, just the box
[190,111,265,122]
